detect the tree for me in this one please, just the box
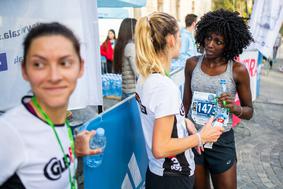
[212,0,253,19]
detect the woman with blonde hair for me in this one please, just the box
[135,12,224,189]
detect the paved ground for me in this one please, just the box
[235,60,283,189]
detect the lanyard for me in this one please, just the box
[165,70,170,77]
[31,96,76,189]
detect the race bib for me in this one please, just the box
[191,91,229,126]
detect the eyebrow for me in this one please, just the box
[30,55,73,61]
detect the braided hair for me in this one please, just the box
[195,9,253,61]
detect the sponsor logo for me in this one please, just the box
[43,154,71,180]
[0,53,8,72]
[180,104,185,116]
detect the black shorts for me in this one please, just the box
[145,168,194,189]
[193,129,236,174]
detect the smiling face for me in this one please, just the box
[22,35,84,110]
[204,33,225,59]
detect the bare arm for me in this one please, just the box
[219,62,253,119]
[152,115,223,159]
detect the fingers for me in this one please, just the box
[89,148,102,155]
[206,116,214,126]
[89,130,96,138]
[195,147,202,155]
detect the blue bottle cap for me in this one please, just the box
[96,128,105,136]
[220,79,226,84]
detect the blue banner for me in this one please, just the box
[84,96,148,189]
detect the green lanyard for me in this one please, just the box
[31,96,76,189]
[165,70,170,77]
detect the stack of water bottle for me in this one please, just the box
[102,74,122,98]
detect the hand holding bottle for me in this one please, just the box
[199,117,224,144]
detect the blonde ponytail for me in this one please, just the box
[135,12,178,78]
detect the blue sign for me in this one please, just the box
[0,53,8,72]
[84,96,148,189]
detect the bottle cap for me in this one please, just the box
[220,79,226,84]
[96,128,105,136]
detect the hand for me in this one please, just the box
[185,119,204,155]
[75,130,102,157]
[199,117,224,144]
[218,93,238,113]
[195,146,204,155]
[218,93,242,115]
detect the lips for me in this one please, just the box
[205,49,214,55]
[43,86,68,94]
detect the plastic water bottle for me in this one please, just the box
[86,128,106,168]
[204,79,228,149]
[104,75,110,96]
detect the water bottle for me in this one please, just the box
[104,75,110,96]
[86,128,106,168]
[109,75,114,96]
[204,79,228,149]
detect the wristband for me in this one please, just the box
[196,132,203,147]
[236,106,243,117]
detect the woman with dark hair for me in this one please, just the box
[183,9,254,189]
[0,22,100,189]
[100,29,116,73]
[113,18,137,99]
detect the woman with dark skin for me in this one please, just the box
[183,9,254,189]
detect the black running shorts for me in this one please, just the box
[193,129,237,174]
[145,168,195,189]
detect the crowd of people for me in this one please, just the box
[1,7,282,189]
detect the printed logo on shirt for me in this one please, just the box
[43,154,71,180]
[170,157,182,171]
[135,92,147,115]
[180,104,185,116]
[69,147,74,163]
[0,53,8,72]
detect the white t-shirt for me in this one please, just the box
[0,97,77,189]
[136,73,195,177]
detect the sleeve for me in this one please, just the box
[100,44,107,57]
[146,79,180,119]
[0,120,26,185]
[125,43,139,77]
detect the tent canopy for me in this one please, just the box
[98,8,129,19]
[97,0,146,8]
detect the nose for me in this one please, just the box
[49,64,62,82]
[207,40,214,48]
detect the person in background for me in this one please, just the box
[100,29,116,73]
[135,12,223,189]
[113,18,138,99]
[172,14,199,67]
[273,33,282,69]
[0,22,101,189]
[183,9,254,189]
